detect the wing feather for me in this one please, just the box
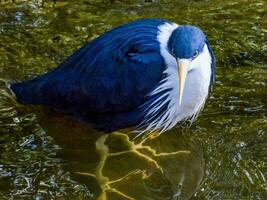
[13,19,169,116]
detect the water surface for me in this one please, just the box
[0,0,266,199]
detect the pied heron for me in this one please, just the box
[10,19,215,134]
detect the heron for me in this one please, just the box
[10,19,215,135]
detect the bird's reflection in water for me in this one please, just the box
[35,108,205,200]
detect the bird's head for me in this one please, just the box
[168,25,207,105]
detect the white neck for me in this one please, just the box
[137,22,212,134]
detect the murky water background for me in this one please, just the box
[0,0,266,199]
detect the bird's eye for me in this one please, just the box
[193,50,199,58]
[171,49,176,56]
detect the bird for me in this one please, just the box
[10,18,215,135]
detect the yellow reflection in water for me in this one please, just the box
[76,132,191,200]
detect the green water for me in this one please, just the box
[0,0,266,199]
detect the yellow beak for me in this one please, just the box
[177,59,191,105]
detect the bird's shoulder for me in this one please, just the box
[40,19,172,114]
[83,18,171,59]
[59,19,172,80]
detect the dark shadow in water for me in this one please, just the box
[34,107,205,200]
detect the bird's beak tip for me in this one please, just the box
[178,95,182,106]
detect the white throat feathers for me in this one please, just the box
[136,22,212,135]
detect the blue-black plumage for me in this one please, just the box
[11,19,215,133]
